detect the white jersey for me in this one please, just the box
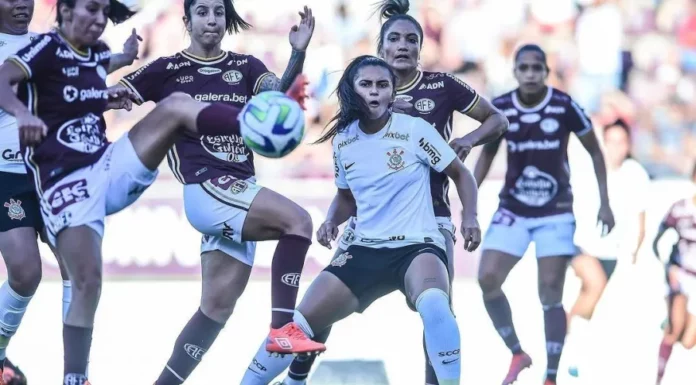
[333,113,457,251]
[0,32,35,174]
[576,158,650,258]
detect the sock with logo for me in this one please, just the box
[270,235,311,328]
[543,304,567,383]
[63,324,93,383]
[0,281,32,367]
[155,309,224,385]
[483,294,522,354]
[286,326,332,382]
[417,289,460,383]
[240,340,295,385]
[195,104,242,136]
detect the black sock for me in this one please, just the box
[63,325,93,384]
[483,295,522,354]
[423,332,439,385]
[271,235,310,328]
[287,326,331,380]
[543,304,566,383]
[195,104,242,136]
[155,309,224,385]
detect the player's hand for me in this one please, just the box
[597,204,615,236]
[106,87,134,111]
[17,112,48,147]
[392,98,413,114]
[449,137,474,161]
[317,220,338,249]
[460,216,481,252]
[288,6,315,52]
[122,28,142,63]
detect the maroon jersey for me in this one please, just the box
[493,87,592,217]
[395,71,479,217]
[663,198,696,271]
[119,50,273,184]
[9,31,111,192]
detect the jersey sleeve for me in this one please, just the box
[566,99,593,136]
[6,34,57,81]
[662,202,680,228]
[332,140,348,189]
[247,55,275,95]
[445,73,479,114]
[118,58,168,104]
[412,117,457,173]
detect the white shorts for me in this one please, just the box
[40,135,158,246]
[481,208,577,258]
[183,176,261,266]
[677,269,696,316]
[337,216,456,250]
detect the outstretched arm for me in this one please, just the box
[451,97,508,159]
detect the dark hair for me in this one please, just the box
[315,55,396,144]
[184,0,251,35]
[56,0,137,25]
[514,43,549,70]
[603,118,633,159]
[375,0,423,54]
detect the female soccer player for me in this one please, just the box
[0,0,139,383]
[275,1,507,383]
[0,0,304,383]
[473,44,615,385]
[115,1,324,383]
[566,119,650,377]
[653,163,696,384]
[252,54,480,385]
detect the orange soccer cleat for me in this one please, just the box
[502,352,533,385]
[265,322,326,355]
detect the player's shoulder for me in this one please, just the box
[492,90,514,108]
[225,52,267,70]
[333,121,359,150]
[423,71,475,91]
[548,87,576,106]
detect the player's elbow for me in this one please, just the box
[492,111,509,138]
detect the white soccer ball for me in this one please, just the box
[239,91,306,158]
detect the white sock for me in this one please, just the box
[0,281,32,360]
[239,339,294,385]
[292,310,314,338]
[568,316,590,364]
[62,280,72,322]
[416,288,460,383]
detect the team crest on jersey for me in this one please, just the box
[331,252,353,267]
[222,70,243,85]
[540,118,559,134]
[229,179,248,194]
[4,199,25,221]
[415,98,435,113]
[387,147,406,170]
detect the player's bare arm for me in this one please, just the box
[451,97,508,160]
[473,137,502,187]
[317,188,356,248]
[443,158,481,251]
[258,6,314,93]
[0,60,47,145]
[108,29,141,74]
[577,129,615,235]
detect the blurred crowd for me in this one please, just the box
[29,0,696,180]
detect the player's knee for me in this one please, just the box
[284,206,313,238]
[580,275,606,300]
[538,282,564,307]
[71,264,102,299]
[416,288,452,324]
[201,289,241,322]
[158,92,195,122]
[6,254,42,296]
[681,335,696,350]
[478,269,505,296]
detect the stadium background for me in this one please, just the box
[2,0,696,383]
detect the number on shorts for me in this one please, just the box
[491,210,516,226]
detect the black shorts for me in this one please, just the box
[597,258,617,280]
[0,171,43,233]
[324,243,448,313]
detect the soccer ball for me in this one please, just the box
[239,91,306,158]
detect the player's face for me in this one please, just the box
[354,65,394,120]
[514,51,548,95]
[603,125,630,167]
[62,0,109,45]
[186,0,226,47]
[0,0,34,35]
[380,19,420,72]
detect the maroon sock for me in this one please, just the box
[271,235,310,328]
[195,104,242,136]
[657,340,673,381]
